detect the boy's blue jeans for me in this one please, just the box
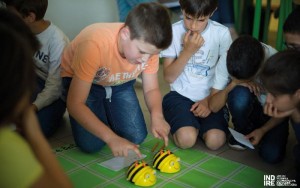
[31,77,66,137]
[227,86,289,164]
[62,78,147,153]
[292,121,300,183]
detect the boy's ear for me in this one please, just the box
[120,26,131,41]
[23,12,36,23]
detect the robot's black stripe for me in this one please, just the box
[127,163,137,179]
[129,165,145,183]
[154,153,170,170]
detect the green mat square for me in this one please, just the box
[57,155,79,172]
[160,181,188,188]
[68,169,107,188]
[176,149,209,165]
[232,166,265,188]
[63,148,101,164]
[218,181,244,188]
[176,169,220,187]
[198,156,241,177]
[102,183,123,188]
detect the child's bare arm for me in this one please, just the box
[142,73,170,146]
[19,107,72,188]
[163,31,204,83]
[209,81,237,113]
[245,117,285,145]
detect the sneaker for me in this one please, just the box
[228,135,247,151]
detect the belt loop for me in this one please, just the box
[104,86,112,102]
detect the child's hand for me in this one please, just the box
[107,136,142,158]
[264,102,295,118]
[15,105,40,139]
[150,116,170,147]
[245,128,264,145]
[190,99,211,118]
[183,30,204,55]
[239,81,262,97]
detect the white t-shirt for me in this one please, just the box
[160,20,232,102]
[213,43,277,105]
[33,22,69,110]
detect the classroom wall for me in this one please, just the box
[45,0,119,39]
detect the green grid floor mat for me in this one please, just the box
[54,135,266,188]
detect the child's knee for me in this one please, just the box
[203,129,226,150]
[173,127,198,149]
[131,132,147,145]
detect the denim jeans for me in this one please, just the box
[62,78,147,153]
[227,86,289,164]
[32,77,66,137]
[292,121,300,183]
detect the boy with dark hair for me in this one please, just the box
[283,6,300,51]
[61,2,172,157]
[161,0,232,150]
[260,50,300,182]
[3,0,70,137]
[209,35,289,164]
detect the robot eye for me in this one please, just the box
[145,173,150,179]
[170,161,175,166]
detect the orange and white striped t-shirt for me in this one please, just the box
[61,23,159,86]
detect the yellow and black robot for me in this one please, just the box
[126,160,157,187]
[153,149,180,173]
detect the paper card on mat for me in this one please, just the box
[99,150,146,171]
[229,128,255,149]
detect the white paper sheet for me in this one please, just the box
[99,150,146,171]
[229,128,255,149]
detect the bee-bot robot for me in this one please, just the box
[153,149,180,173]
[127,160,156,187]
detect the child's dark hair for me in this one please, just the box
[0,9,40,52]
[227,35,265,80]
[0,9,39,124]
[2,0,48,20]
[125,2,172,50]
[260,50,300,95]
[179,0,217,18]
[283,6,300,34]
[0,24,36,124]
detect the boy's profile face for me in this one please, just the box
[284,33,300,51]
[119,28,161,64]
[182,11,210,33]
[265,91,300,112]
